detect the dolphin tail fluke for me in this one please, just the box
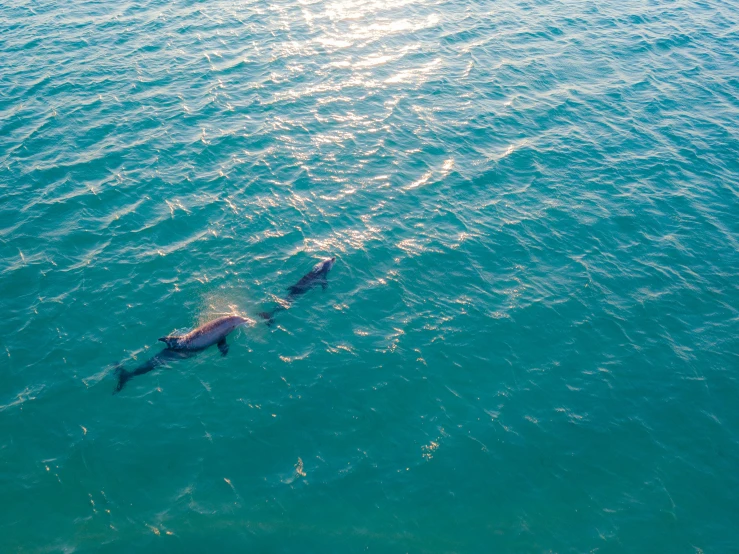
[258,311,275,327]
[113,364,131,394]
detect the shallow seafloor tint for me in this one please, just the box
[1,0,738,551]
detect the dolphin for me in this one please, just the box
[258,256,336,326]
[113,314,251,393]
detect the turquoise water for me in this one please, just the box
[2,0,739,550]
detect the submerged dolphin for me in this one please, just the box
[114,314,250,393]
[258,256,336,326]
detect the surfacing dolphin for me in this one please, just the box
[113,314,251,393]
[258,256,336,326]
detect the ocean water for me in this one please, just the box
[2,0,738,551]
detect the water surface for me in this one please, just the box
[2,0,739,551]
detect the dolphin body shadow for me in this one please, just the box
[258,256,336,326]
[113,348,198,393]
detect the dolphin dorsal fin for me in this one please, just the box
[159,336,179,348]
